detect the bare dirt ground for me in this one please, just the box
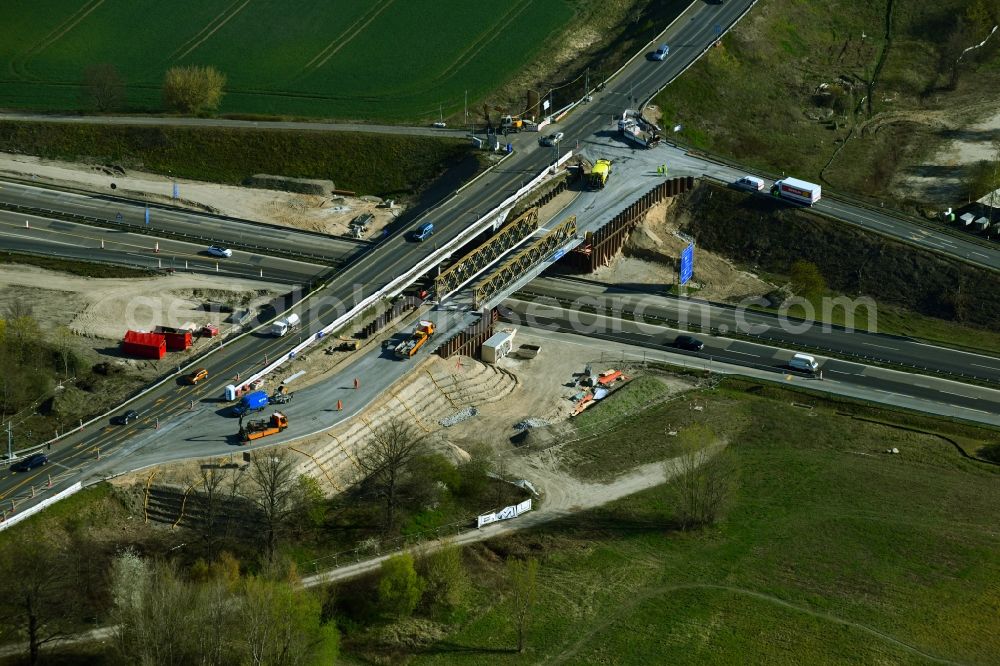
[0,264,284,374]
[893,107,1000,205]
[0,152,400,238]
[589,198,775,302]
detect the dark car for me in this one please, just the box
[673,335,705,351]
[11,453,48,473]
[112,409,140,426]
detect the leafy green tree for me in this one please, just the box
[421,544,467,612]
[378,553,425,617]
[163,65,226,114]
[506,557,539,653]
[239,576,339,666]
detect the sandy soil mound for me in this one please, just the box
[590,199,774,302]
[0,265,283,340]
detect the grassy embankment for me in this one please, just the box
[681,184,1000,353]
[376,378,1000,664]
[655,0,1000,204]
[0,121,470,198]
[0,252,154,278]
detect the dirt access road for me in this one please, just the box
[300,447,718,588]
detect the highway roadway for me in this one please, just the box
[519,277,1000,385]
[4,0,998,518]
[0,178,365,264]
[499,300,1000,424]
[0,208,329,283]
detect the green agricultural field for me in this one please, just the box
[387,380,1000,664]
[0,0,574,120]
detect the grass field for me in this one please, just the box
[0,0,575,120]
[386,380,1000,664]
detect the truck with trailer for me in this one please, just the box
[271,313,301,337]
[588,159,613,190]
[239,412,288,443]
[394,320,435,358]
[770,177,821,205]
[618,109,661,149]
[232,390,269,417]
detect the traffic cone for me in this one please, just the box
[154,242,159,253]
[337,400,343,411]
[353,378,359,390]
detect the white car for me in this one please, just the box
[539,132,564,147]
[652,44,670,61]
[207,245,233,258]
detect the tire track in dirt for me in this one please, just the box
[13,0,105,80]
[172,0,252,61]
[301,0,395,73]
[422,0,534,92]
[546,583,962,665]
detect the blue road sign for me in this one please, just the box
[550,248,567,262]
[172,183,179,199]
[144,206,150,225]
[115,212,123,223]
[679,243,694,285]
[714,23,723,36]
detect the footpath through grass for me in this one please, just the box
[394,380,1000,664]
[0,121,470,197]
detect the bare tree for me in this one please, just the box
[245,449,300,562]
[82,63,125,111]
[0,527,79,666]
[665,428,738,530]
[192,466,243,560]
[506,557,539,653]
[354,421,422,531]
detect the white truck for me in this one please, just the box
[618,109,661,149]
[270,313,300,337]
[770,177,821,205]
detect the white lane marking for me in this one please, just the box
[953,405,989,414]
[723,349,758,357]
[971,363,1000,371]
[938,390,978,399]
[861,342,899,351]
[971,251,990,259]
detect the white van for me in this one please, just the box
[736,175,765,191]
[788,353,819,373]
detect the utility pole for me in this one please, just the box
[585,67,590,96]
[6,421,12,461]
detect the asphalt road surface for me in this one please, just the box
[520,277,1000,385]
[6,0,998,518]
[0,112,471,138]
[498,302,1000,424]
[0,208,329,283]
[0,179,364,264]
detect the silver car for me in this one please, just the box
[539,132,564,147]
[207,245,233,258]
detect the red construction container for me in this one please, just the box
[122,331,166,360]
[154,326,193,351]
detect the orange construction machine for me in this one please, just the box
[239,412,288,443]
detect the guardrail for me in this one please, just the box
[0,201,343,265]
[233,150,577,393]
[510,287,1000,389]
